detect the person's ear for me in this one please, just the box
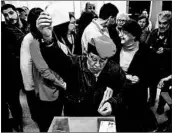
[107,16,112,23]
[87,53,90,58]
[133,36,137,41]
[108,16,112,20]
[104,16,111,26]
[16,10,20,16]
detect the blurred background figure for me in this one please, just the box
[137,15,150,43]
[141,9,152,31]
[22,6,29,15]
[17,7,27,21]
[22,6,29,20]
[84,2,98,18]
[142,9,149,18]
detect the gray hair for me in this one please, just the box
[158,10,172,23]
[116,13,130,21]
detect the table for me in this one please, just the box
[48,117,116,132]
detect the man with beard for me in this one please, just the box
[146,11,172,107]
[1,4,29,131]
[81,3,119,55]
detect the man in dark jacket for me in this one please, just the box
[1,4,29,132]
[146,11,172,106]
[36,11,127,130]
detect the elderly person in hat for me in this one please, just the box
[113,19,157,131]
[146,11,172,107]
[35,11,127,120]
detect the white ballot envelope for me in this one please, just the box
[98,87,113,110]
[99,121,116,132]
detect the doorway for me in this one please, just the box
[162,1,172,11]
[128,1,151,20]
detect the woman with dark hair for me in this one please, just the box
[20,7,66,131]
[74,11,98,55]
[137,15,150,43]
[113,19,157,131]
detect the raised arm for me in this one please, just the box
[30,39,66,89]
[36,11,79,82]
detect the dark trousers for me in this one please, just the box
[35,91,64,132]
[25,90,40,123]
[2,80,23,131]
[1,101,12,132]
[122,86,157,132]
[2,59,24,131]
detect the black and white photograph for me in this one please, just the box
[1,0,172,132]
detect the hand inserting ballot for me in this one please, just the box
[98,102,112,116]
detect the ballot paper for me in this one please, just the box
[99,121,116,132]
[98,87,113,110]
[52,118,70,132]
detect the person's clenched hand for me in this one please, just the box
[36,11,53,41]
[126,75,139,84]
[156,47,164,54]
[98,102,112,116]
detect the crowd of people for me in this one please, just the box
[1,2,172,132]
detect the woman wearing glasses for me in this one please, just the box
[116,13,130,33]
[113,19,157,132]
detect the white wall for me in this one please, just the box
[5,1,52,10]
[104,1,127,14]
[3,1,127,23]
[149,1,162,29]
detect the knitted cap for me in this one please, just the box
[90,35,116,59]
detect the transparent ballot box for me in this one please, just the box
[48,117,116,132]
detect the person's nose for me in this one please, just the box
[94,61,100,67]
[8,14,13,19]
[119,31,123,37]
[159,23,163,28]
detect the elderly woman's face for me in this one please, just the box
[116,16,127,28]
[87,52,107,74]
[158,19,170,33]
[138,18,147,29]
[119,30,135,45]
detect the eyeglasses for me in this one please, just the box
[117,19,126,23]
[119,30,131,36]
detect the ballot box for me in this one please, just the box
[48,117,116,132]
